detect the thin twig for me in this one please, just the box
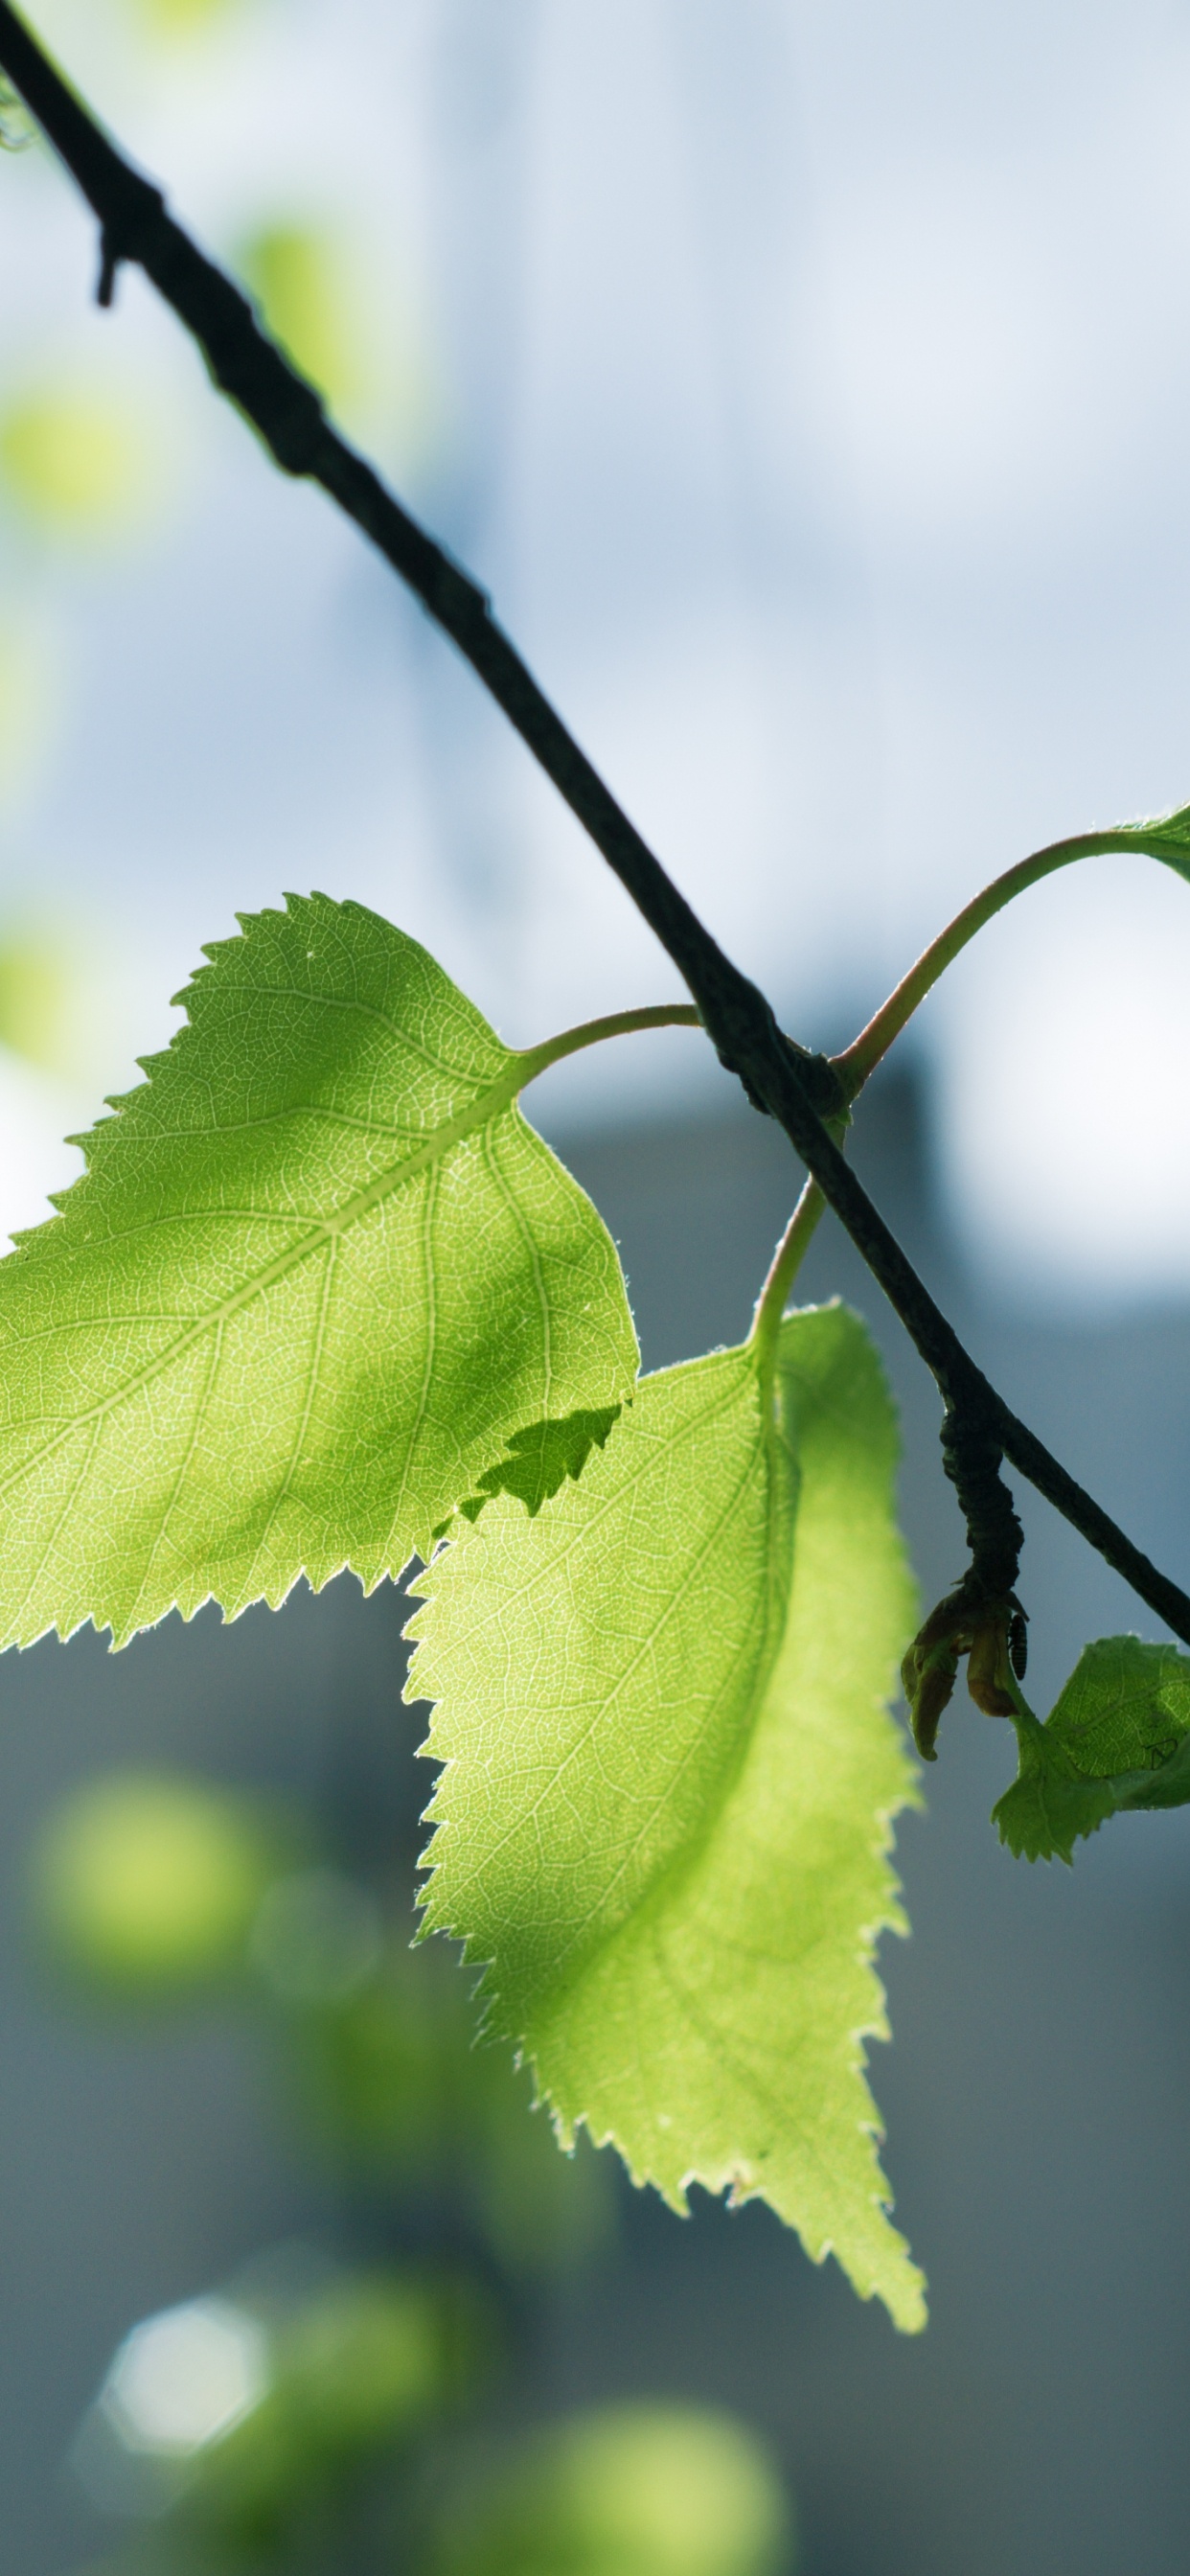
[2,0,1189,1654]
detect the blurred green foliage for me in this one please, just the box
[239,226,361,417]
[130,0,248,30]
[235,218,438,462]
[145,2274,482,2545]
[33,1774,283,1996]
[36,1765,795,2576]
[0,928,72,1070]
[73,2263,490,2570]
[429,2406,792,2576]
[278,1914,612,2277]
[0,384,157,536]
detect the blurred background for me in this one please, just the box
[4,0,1190,2568]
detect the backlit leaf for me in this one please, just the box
[411,1303,925,2331]
[0,894,637,1645]
[994,1634,1190,1863]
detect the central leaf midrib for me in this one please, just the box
[0,1056,530,1503]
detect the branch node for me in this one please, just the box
[902,1396,1025,1760]
[719,1015,849,1125]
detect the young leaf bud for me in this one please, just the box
[966,1616,1017,1718]
[903,1640,959,1762]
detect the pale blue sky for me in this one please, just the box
[3,0,1190,1297]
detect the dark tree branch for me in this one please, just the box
[2,0,1189,1670]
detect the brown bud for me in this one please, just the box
[966,1614,1016,1717]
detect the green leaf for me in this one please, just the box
[428,2404,792,2576]
[411,1303,925,2332]
[0,894,637,1646]
[994,1634,1190,1864]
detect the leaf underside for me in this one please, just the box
[411,1303,926,2332]
[0,894,638,1647]
[995,1635,1190,1864]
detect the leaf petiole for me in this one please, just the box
[754,813,1190,1335]
[748,1168,834,1376]
[515,1002,701,1088]
[835,824,1190,1100]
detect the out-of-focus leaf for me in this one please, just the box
[130,0,248,33]
[248,1864,382,2007]
[0,387,157,534]
[278,1926,613,2275]
[32,1773,280,1994]
[0,932,72,1072]
[172,2275,482,2541]
[237,211,442,460]
[239,224,362,415]
[428,2404,793,2576]
[995,1635,1190,1863]
[76,2266,485,2546]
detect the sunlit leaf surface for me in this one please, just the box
[0,894,636,1644]
[412,1304,925,2330]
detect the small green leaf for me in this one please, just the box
[994,1635,1190,1864]
[411,1304,925,2331]
[0,894,637,1645]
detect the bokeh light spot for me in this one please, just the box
[102,2297,269,2457]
